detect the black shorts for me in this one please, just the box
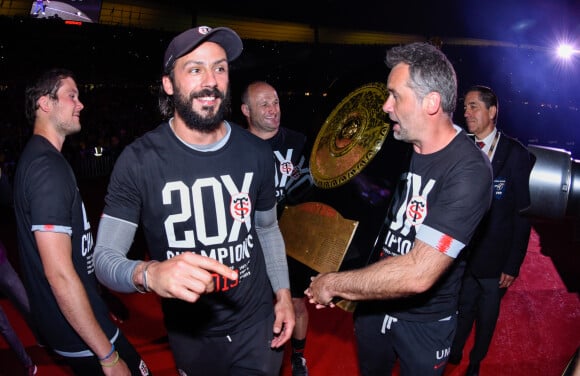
[287,255,317,298]
[354,307,456,376]
[168,311,284,376]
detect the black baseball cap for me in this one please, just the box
[163,26,243,74]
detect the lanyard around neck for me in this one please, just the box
[483,131,500,159]
[487,132,499,160]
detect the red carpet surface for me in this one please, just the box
[1,224,579,375]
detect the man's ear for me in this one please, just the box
[489,105,498,123]
[162,76,174,96]
[423,92,441,115]
[241,103,250,117]
[37,95,51,112]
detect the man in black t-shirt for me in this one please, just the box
[14,68,149,375]
[306,42,494,375]
[241,80,316,376]
[94,27,294,376]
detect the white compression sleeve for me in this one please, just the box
[255,206,290,292]
[93,215,141,293]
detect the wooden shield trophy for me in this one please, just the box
[280,82,391,312]
[310,82,391,189]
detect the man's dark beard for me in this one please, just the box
[174,87,231,133]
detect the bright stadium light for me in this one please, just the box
[557,43,578,59]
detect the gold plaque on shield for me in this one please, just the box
[279,202,358,274]
[310,82,391,189]
[279,202,359,312]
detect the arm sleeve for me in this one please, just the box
[255,206,290,292]
[93,214,141,293]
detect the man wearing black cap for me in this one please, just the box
[94,26,295,375]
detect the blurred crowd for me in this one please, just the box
[1,16,578,183]
[0,84,163,180]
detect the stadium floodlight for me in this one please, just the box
[556,43,578,59]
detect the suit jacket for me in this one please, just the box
[466,131,535,278]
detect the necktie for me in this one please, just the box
[476,141,485,149]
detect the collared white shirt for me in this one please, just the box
[476,128,500,161]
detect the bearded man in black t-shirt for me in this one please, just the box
[94,27,295,376]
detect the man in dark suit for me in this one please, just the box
[448,85,535,376]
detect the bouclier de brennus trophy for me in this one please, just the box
[279,82,393,312]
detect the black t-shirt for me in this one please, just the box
[104,122,277,335]
[375,129,493,321]
[266,126,313,215]
[13,135,116,353]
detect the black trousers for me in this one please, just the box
[168,311,284,376]
[450,270,507,364]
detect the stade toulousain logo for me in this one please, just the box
[198,26,212,34]
[280,160,294,177]
[405,195,427,226]
[230,192,252,222]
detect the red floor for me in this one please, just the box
[1,226,579,376]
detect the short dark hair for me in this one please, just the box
[25,68,76,125]
[465,85,498,124]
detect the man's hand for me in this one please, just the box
[141,253,238,302]
[305,273,336,309]
[270,289,294,348]
[499,273,516,289]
